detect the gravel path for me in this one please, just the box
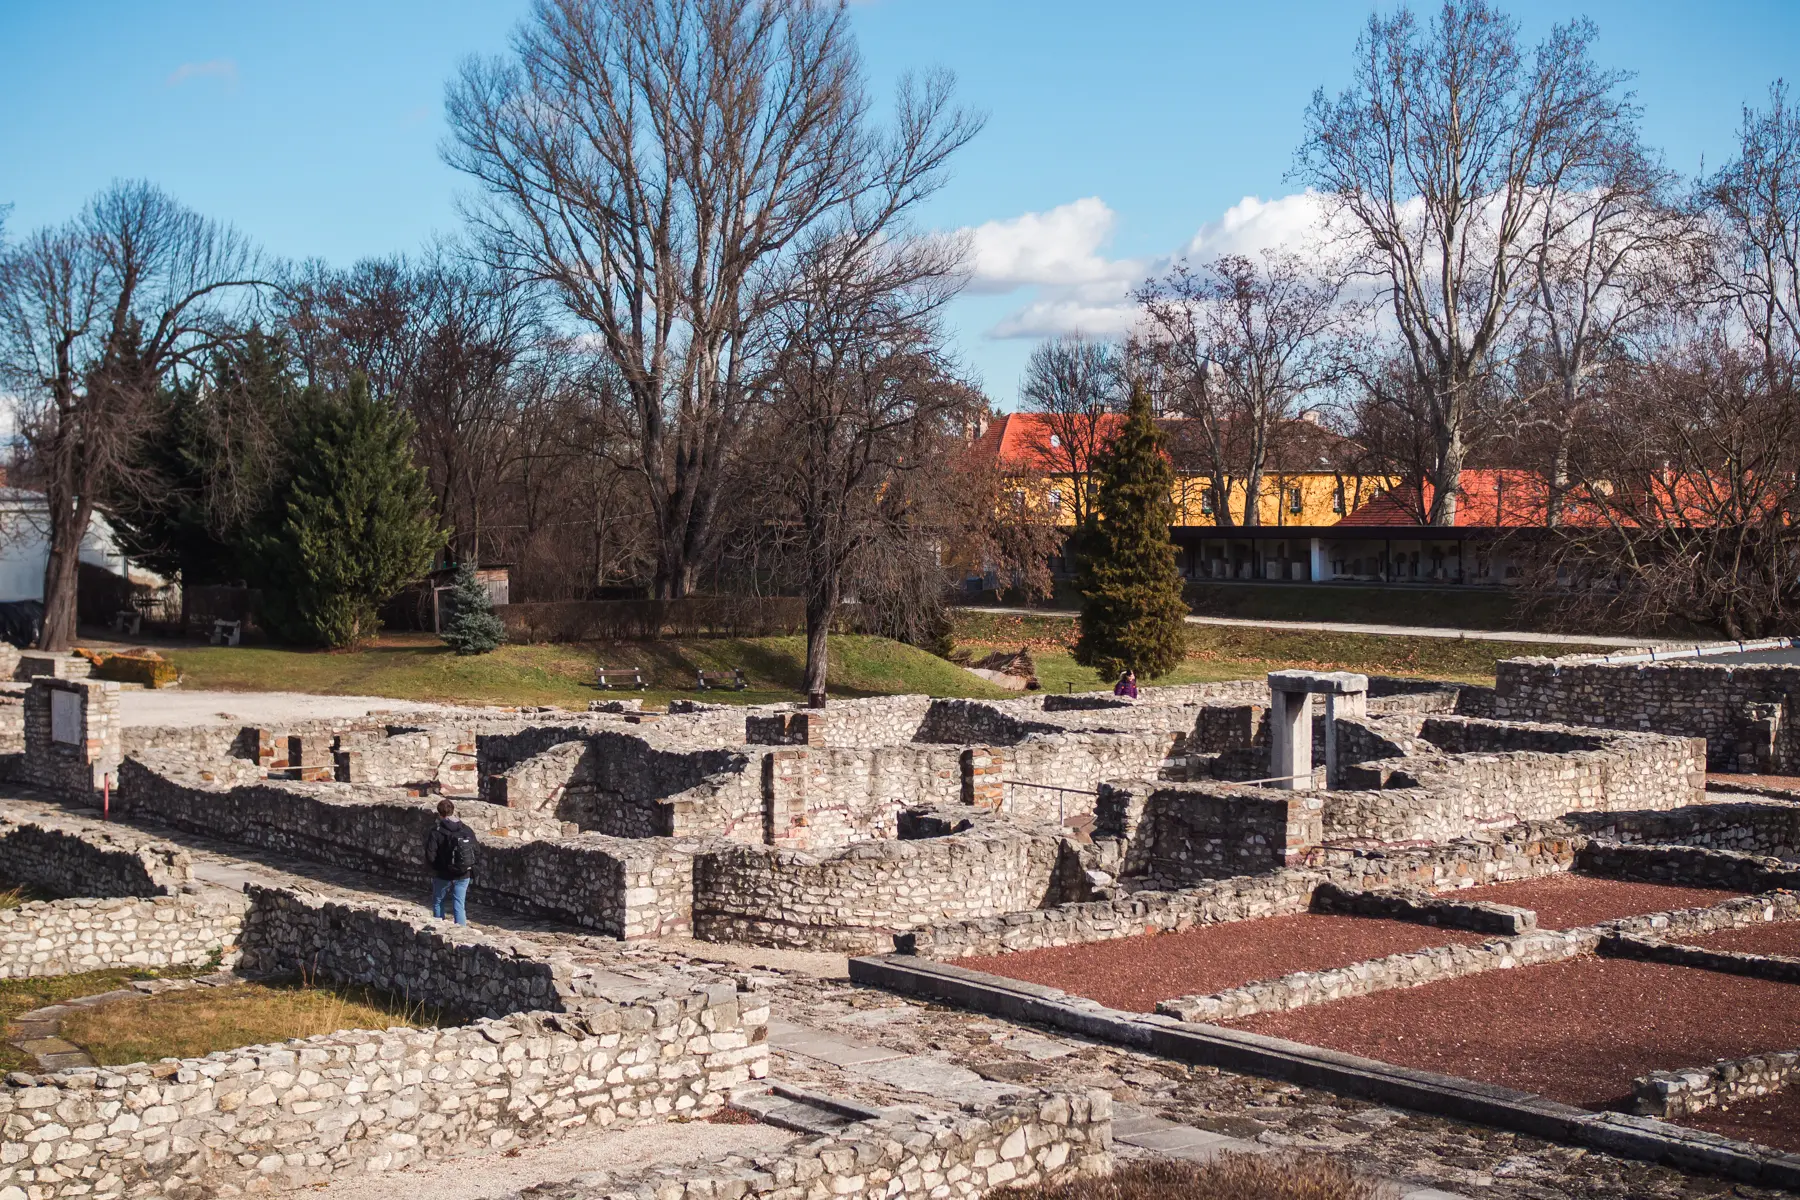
[963,915,1485,1011]
[116,689,460,728]
[1232,957,1800,1108]
[1444,875,1743,929]
[960,606,1659,646]
[1680,1087,1800,1154]
[309,1119,791,1200]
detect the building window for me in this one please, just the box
[1289,487,1304,514]
[1332,482,1346,514]
[1047,488,1062,514]
[1200,487,1216,516]
[1049,434,1061,449]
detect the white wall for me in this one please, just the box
[0,496,136,603]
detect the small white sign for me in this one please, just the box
[50,690,81,745]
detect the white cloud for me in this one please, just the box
[964,198,1143,294]
[957,190,1339,342]
[166,59,238,88]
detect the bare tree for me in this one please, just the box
[1016,336,1122,528]
[755,230,971,700]
[0,182,259,649]
[1298,0,1634,524]
[445,0,980,598]
[1707,81,1800,384]
[1136,251,1343,526]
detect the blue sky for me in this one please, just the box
[2,0,1794,404]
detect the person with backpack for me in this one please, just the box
[424,798,478,925]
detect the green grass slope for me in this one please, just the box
[165,633,1011,709]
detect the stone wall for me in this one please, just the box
[1565,800,1800,860]
[0,814,191,898]
[1577,840,1800,893]
[1097,781,1323,886]
[119,755,688,938]
[693,820,1075,952]
[897,870,1323,959]
[523,1089,1112,1200]
[900,823,1577,959]
[1156,927,1600,1023]
[1633,1051,1800,1120]
[0,983,767,1199]
[13,679,122,798]
[0,893,247,979]
[1488,656,1800,772]
[1324,722,1705,844]
[238,886,574,1017]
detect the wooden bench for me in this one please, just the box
[210,619,242,646]
[695,668,747,692]
[597,666,646,690]
[112,609,142,636]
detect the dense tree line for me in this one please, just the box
[2,0,1794,663]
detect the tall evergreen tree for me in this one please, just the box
[114,326,298,585]
[249,375,445,647]
[1074,384,1189,680]
[440,561,506,655]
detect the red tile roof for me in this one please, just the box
[1334,470,1604,528]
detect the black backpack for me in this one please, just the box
[437,823,478,875]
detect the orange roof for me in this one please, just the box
[979,412,1124,474]
[1334,470,1609,528]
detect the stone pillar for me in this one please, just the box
[1267,687,1313,790]
[762,749,808,846]
[22,678,121,800]
[960,746,1005,809]
[1267,670,1369,790]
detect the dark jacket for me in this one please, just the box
[425,818,477,880]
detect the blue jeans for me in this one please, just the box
[432,877,470,925]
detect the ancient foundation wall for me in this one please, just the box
[0,893,247,979]
[692,823,1072,952]
[1098,781,1323,886]
[1634,1051,1800,1120]
[0,984,766,1199]
[13,679,121,798]
[0,814,191,898]
[556,1089,1111,1200]
[1565,800,1800,860]
[1490,657,1800,772]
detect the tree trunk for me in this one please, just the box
[39,501,93,652]
[803,577,835,704]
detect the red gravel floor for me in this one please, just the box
[1678,919,1800,957]
[961,915,1484,1013]
[1679,1086,1800,1154]
[1233,957,1800,1108]
[1441,874,1741,928]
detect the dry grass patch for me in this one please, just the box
[0,969,196,1073]
[1000,1157,1396,1200]
[60,979,452,1067]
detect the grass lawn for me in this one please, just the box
[57,979,450,1067]
[162,632,1012,709]
[953,610,1595,689]
[145,609,1591,710]
[0,968,207,1073]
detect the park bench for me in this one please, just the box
[210,619,242,646]
[695,668,747,692]
[112,609,142,636]
[597,666,646,690]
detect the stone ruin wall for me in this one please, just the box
[1564,799,1800,860]
[548,1088,1111,1200]
[1095,781,1325,887]
[0,976,765,1200]
[1489,656,1800,772]
[0,813,192,899]
[692,819,1079,952]
[0,893,248,981]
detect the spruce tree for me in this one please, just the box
[1073,383,1189,680]
[250,375,445,647]
[441,561,506,655]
